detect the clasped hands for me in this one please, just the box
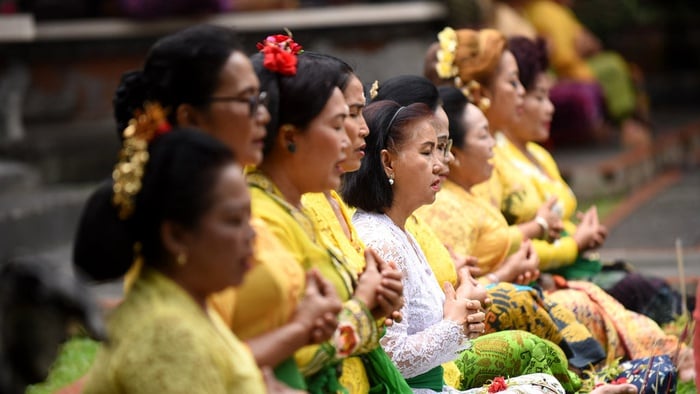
[443,268,487,340]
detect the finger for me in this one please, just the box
[468,266,483,278]
[364,248,380,273]
[391,310,403,323]
[304,269,321,295]
[443,281,456,300]
[545,196,558,209]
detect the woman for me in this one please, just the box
[246,36,404,392]
[106,24,342,387]
[370,75,606,379]
[343,100,570,393]
[504,35,683,323]
[74,126,265,392]
[300,54,411,393]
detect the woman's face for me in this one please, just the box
[183,163,255,291]
[197,51,270,166]
[453,103,495,187]
[340,75,369,173]
[390,118,446,210]
[484,50,525,132]
[515,73,554,144]
[295,87,350,192]
[434,106,454,184]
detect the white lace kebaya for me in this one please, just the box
[352,211,471,380]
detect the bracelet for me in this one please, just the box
[534,216,549,239]
[486,273,499,284]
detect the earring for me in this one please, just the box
[176,252,188,266]
[388,176,394,186]
[287,142,296,153]
[478,97,491,113]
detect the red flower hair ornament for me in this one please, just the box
[256,31,303,76]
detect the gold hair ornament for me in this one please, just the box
[112,102,172,220]
[369,80,379,99]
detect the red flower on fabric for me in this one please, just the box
[487,376,508,393]
[256,33,303,76]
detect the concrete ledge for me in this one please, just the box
[1,2,446,42]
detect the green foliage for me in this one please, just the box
[26,337,99,394]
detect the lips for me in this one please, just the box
[430,178,442,191]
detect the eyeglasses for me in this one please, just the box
[437,138,453,160]
[209,91,268,118]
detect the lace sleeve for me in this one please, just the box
[370,238,470,378]
[354,213,471,379]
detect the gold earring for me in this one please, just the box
[478,97,491,112]
[176,252,187,266]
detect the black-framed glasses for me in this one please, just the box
[438,138,453,160]
[209,91,268,118]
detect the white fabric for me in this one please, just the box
[352,211,470,380]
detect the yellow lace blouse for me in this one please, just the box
[491,133,579,270]
[416,179,521,275]
[83,267,265,394]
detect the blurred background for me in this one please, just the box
[0,0,698,287]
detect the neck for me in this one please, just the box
[258,161,303,208]
[384,198,416,231]
[448,168,475,193]
[159,265,209,311]
[501,129,528,153]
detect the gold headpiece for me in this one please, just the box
[369,80,379,99]
[112,102,172,220]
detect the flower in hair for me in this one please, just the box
[369,80,379,99]
[435,27,458,79]
[112,102,172,220]
[256,30,304,76]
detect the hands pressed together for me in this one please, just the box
[355,248,405,327]
[443,268,488,340]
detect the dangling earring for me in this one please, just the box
[478,97,491,113]
[176,252,188,266]
[287,142,296,153]
[388,175,395,186]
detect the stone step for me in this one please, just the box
[556,119,700,201]
[0,159,40,192]
[0,183,96,257]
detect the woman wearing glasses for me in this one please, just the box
[73,24,342,390]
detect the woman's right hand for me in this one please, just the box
[443,269,484,338]
[292,269,342,345]
[493,240,540,284]
[535,196,564,240]
[573,206,607,252]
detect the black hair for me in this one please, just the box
[507,36,549,91]
[341,100,433,213]
[73,129,235,281]
[113,24,242,137]
[370,75,441,112]
[251,51,345,156]
[438,86,470,150]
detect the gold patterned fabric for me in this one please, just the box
[546,281,682,366]
[83,267,265,394]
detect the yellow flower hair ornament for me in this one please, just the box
[435,27,458,80]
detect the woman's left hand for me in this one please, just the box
[368,249,405,326]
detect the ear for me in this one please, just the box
[175,103,202,127]
[278,124,298,152]
[380,148,395,178]
[160,220,190,260]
